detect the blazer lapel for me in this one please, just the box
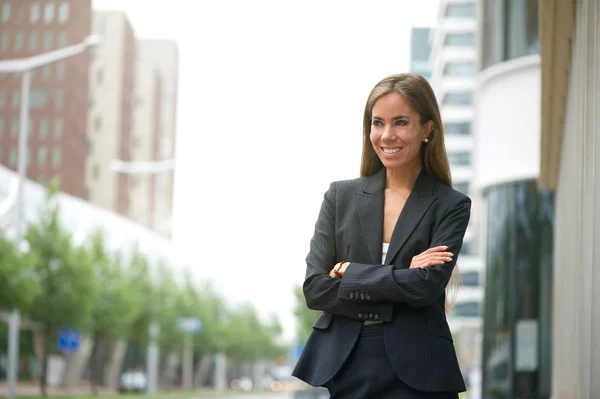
[356,168,386,264]
[384,170,437,265]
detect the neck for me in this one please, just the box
[385,162,423,190]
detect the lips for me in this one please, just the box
[382,147,402,154]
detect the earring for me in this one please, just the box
[424,138,429,143]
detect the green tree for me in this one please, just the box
[293,285,320,343]
[25,188,95,396]
[85,230,144,392]
[0,234,40,312]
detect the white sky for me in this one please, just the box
[93,0,439,343]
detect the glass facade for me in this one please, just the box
[481,0,539,70]
[481,180,554,399]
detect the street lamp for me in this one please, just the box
[108,158,175,395]
[109,158,175,174]
[0,34,101,399]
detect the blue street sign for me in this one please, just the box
[291,344,304,361]
[58,328,80,352]
[177,317,203,335]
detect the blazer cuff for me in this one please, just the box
[337,262,396,303]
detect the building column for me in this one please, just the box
[551,0,600,397]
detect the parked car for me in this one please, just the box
[119,370,147,393]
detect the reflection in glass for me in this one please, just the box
[481,180,553,399]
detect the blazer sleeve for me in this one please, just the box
[302,182,395,322]
[337,194,471,307]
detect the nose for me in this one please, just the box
[381,125,396,141]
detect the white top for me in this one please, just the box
[364,243,389,325]
[382,242,390,264]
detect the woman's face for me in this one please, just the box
[369,91,430,171]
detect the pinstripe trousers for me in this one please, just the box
[326,323,459,399]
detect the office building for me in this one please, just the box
[0,0,92,198]
[427,0,483,381]
[85,10,135,216]
[129,39,178,237]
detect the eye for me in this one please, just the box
[371,119,383,127]
[395,120,408,126]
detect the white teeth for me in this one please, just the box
[382,148,402,154]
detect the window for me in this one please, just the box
[39,117,48,139]
[43,2,54,24]
[94,116,102,132]
[57,31,66,48]
[1,2,10,23]
[0,88,4,107]
[445,33,475,46]
[56,61,65,80]
[448,151,472,166]
[52,146,61,167]
[12,89,19,109]
[443,61,475,76]
[30,89,46,107]
[15,2,23,22]
[1,31,9,50]
[442,92,472,106]
[30,2,40,23]
[37,145,47,167]
[453,302,481,318]
[445,3,475,17]
[445,122,471,136]
[53,117,62,139]
[14,31,23,51]
[0,116,4,135]
[58,2,69,23]
[92,164,99,179]
[454,182,470,194]
[9,148,16,167]
[42,65,51,81]
[481,0,539,70]
[28,31,37,51]
[54,89,64,110]
[461,271,480,287]
[43,32,52,51]
[482,181,554,397]
[10,118,18,137]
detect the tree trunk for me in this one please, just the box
[39,326,50,397]
[193,354,213,388]
[103,339,128,392]
[63,334,94,389]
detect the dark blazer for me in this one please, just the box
[292,168,470,393]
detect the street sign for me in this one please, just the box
[58,328,80,352]
[177,317,202,335]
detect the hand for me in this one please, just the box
[329,261,350,278]
[409,246,453,269]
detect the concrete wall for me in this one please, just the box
[551,0,600,397]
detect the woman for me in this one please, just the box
[292,73,470,398]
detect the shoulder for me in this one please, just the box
[431,180,472,211]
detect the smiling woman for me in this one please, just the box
[293,73,470,398]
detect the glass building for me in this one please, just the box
[474,0,554,398]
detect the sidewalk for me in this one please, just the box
[0,381,114,397]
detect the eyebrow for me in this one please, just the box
[372,115,410,120]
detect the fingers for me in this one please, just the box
[410,251,454,268]
[422,245,448,254]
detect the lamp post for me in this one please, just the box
[0,34,101,399]
[109,158,174,395]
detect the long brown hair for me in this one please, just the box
[359,73,460,309]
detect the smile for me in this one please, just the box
[382,147,402,154]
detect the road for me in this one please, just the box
[216,394,293,399]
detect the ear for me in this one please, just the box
[423,121,434,141]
